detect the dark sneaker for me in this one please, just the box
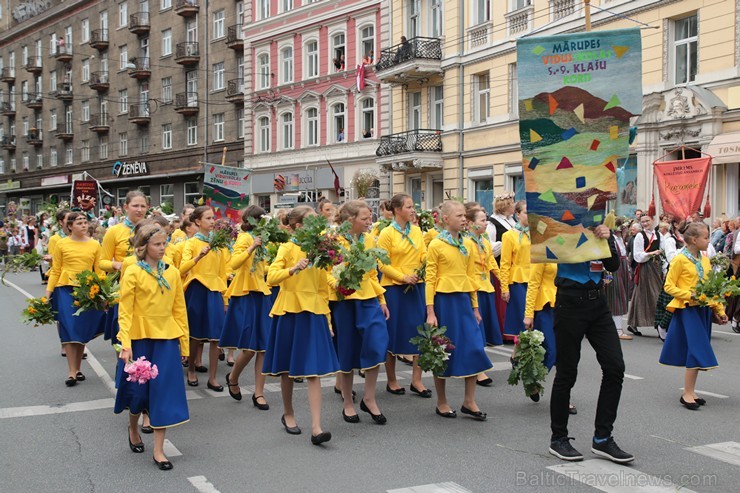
[549,437,584,461]
[591,437,635,463]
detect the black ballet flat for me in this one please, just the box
[386,384,405,395]
[294,377,304,383]
[65,377,77,387]
[181,359,188,368]
[311,431,332,445]
[252,394,269,411]
[460,405,487,421]
[695,398,707,406]
[281,415,301,435]
[153,457,173,471]
[140,425,153,434]
[435,407,457,418]
[227,361,235,367]
[334,387,357,401]
[342,410,360,423]
[409,383,432,398]
[680,396,700,410]
[128,428,145,453]
[195,365,208,373]
[476,377,493,387]
[569,404,578,415]
[187,379,199,387]
[360,400,387,425]
[75,371,86,382]
[626,326,643,336]
[207,381,224,392]
[218,352,225,361]
[225,372,242,401]
[529,392,540,403]
[82,353,87,359]
[358,369,366,379]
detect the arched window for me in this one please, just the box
[258,116,270,152]
[257,53,270,89]
[281,112,294,150]
[281,47,293,84]
[306,107,319,146]
[332,103,345,143]
[360,98,374,139]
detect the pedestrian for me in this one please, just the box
[171,204,195,244]
[423,206,442,247]
[548,224,633,464]
[522,261,558,399]
[179,206,229,391]
[220,205,273,411]
[115,223,189,471]
[626,214,662,336]
[654,221,680,341]
[724,253,740,333]
[45,212,106,387]
[263,205,339,445]
[7,227,26,255]
[377,193,431,398]
[425,200,492,420]
[486,194,517,334]
[0,226,8,264]
[171,218,197,269]
[659,222,728,410]
[603,219,632,340]
[499,201,531,341]
[330,200,390,425]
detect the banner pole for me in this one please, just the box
[585,0,592,32]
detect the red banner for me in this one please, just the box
[653,157,711,221]
[72,180,98,212]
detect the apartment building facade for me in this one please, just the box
[0,0,247,215]
[378,0,740,219]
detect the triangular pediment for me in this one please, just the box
[323,84,349,98]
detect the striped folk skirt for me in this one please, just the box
[604,256,630,317]
[627,260,662,328]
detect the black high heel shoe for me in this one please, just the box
[281,415,301,435]
[128,427,144,453]
[460,405,487,421]
[153,457,173,471]
[252,394,269,411]
[225,372,241,401]
[360,400,387,425]
[311,431,332,445]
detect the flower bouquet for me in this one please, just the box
[693,270,740,307]
[2,251,44,285]
[415,206,436,232]
[124,356,159,385]
[710,252,732,272]
[247,216,291,271]
[22,297,56,326]
[331,240,389,300]
[409,323,455,376]
[404,259,426,293]
[292,215,348,269]
[507,330,549,398]
[71,270,120,315]
[210,220,238,251]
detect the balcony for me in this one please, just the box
[23,93,43,109]
[175,92,199,115]
[506,4,533,35]
[0,68,15,84]
[129,12,151,35]
[174,42,200,66]
[128,57,151,79]
[89,113,110,133]
[52,45,73,63]
[226,79,244,104]
[1,136,16,150]
[90,29,109,50]
[226,25,244,50]
[89,72,110,92]
[128,104,150,125]
[52,85,73,101]
[1,102,16,116]
[552,0,576,20]
[375,37,442,85]
[55,124,74,141]
[175,0,199,16]
[25,129,43,147]
[25,57,43,74]
[375,129,443,171]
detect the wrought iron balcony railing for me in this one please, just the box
[375,129,442,157]
[375,37,442,72]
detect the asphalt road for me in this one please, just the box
[1,271,739,493]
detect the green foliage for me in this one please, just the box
[414,205,435,232]
[160,201,174,215]
[332,237,389,300]
[209,223,238,251]
[22,296,56,327]
[507,330,549,398]
[292,215,349,269]
[693,269,740,306]
[71,270,120,315]
[375,218,391,234]
[247,215,291,271]
[404,259,426,293]
[409,324,455,377]
[2,251,43,285]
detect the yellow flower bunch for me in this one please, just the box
[71,270,120,315]
[22,297,56,327]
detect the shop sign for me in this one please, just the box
[112,160,149,177]
[41,175,70,187]
[0,179,21,191]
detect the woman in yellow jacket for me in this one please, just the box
[263,206,340,445]
[329,200,390,425]
[426,201,492,420]
[377,194,431,397]
[220,205,272,410]
[46,208,71,356]
[45,212,105,387]
[499,201,531,340]
[115,223,189,471]
[171,218,198,269]
[659,222,728,410]
[179,206,229,391]
[423,207,443,248]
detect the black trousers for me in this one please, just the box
[550,289,625,440]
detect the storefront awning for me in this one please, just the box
[706,132,740,164]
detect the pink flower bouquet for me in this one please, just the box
[124,356,159,385]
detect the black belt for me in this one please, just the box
[558,287,602,300]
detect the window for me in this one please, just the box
[81,140,90,161]
[213,62,225,90]
[431,0,443,37]
[100,135,109,159]
[258,53,270,89]
[408,0,420,38]
[22,46,28,66]
[65,144,73,165]
[0,158,4,175]
[22,152,29,171]
[160,184,174,208]
[161,0,172,9]
[213,113,224,141]
[408,92,421,130]
[119,44,128,70]
[82,100,90,122]
[281,0,293,13]
[306,107,318,146]
[119,2,128,27]
[119,89,128,113]
[184,182,200,205]
[281,47,293,84]
[332,33,345,71]
[475,0,491,24]
[187,117,197,145]
[50,109,57,130]
[281,112,293,149]
[473,178,493,214]
[162,29,172,56]
[673,15,698,85]
[258,116,270,152]
[512,0,530,11]
[161,77,172,103]
[82,58,90,82]
[81,19,90,43]
[360,26,374,63]
[50,147,57,167]
[139,133,149,153]
[237,108,244,139]
[332,103,345,143]
[100,52,108,74]
[305,40,318,78]
[119,132,128,156]
[117,188,130,207]
[361,98,374,138]
[213,10,225,39]
[162,123,172,149]
[257,0,269,20]
[432,86,444,128]
[36,150,43,169]
[508,62,518,116]
[474,72,490,123]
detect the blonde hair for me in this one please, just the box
[439,200,464,226]
[683,222,709,246]
[494,195,514,215]
[338,200,371,223]
[132,224,168,260]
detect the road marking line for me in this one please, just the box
[188,475,221,493]
[387,482,472,493]
[714,330,739,336]
[679,388,729,399]
[623,374,644,380]
[686,441,740,467]
[547,459,697,492]
[1,278,35,299]
[0,398,115,419]
[84,350,117,396]
[163,439,182,457]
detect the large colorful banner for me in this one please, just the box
[203,164,250,223]
[654,157,711,221]
[517,28,642,263]
[71,180,98,212]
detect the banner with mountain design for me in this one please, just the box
[517,28,642,263]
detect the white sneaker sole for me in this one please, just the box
[549,447,584,461]
[591,447,635,463]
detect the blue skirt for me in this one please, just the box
[534,304,557,371]
[385,284,426,355]
[435,293,492,378]
[220,293,272,351]
[262,312,339,378]
[113,339,189,428]
[54,286,105,345]
[659,306,718,370]
[103,304,120,344]
[478,291,503,346]
[332,298,389,372]
[185,280,225,341]
[504,283,528,336]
